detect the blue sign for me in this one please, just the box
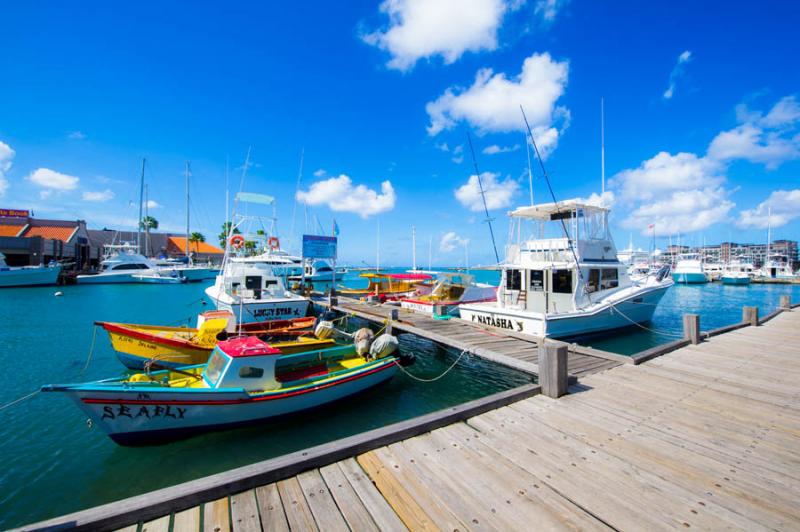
[302,234,337,259]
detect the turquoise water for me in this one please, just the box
[1,272,798,527]
[0,276,531,529]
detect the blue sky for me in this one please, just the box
[1,1,799,265]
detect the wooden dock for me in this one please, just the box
[22,305,800,531]
[324,297,630,378]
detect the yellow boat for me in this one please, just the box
[97,318,334,370]
[338,272,432,301]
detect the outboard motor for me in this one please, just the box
[314,320,337,340]
[353,328,375,356]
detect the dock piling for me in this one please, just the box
[683,314,701,345]
[540,342,568,398]
[780,295,792,310]
[743,306,759,326]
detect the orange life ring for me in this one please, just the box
[267,236,280,250]
[229,235,245,249]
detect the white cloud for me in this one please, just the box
[622,187,734,236]
[435,142,450,152]
[27,168,80,191]
[579,190,615,208]
[737,189,800,229]
[82,189,115,202]
[67,131,86,140]
[707,96,800,169]
[0,141,15,197]
[534,0,567,22]
[483,143,520,154]
[663,50,692,100]
[440,231,469,252]
[296,174,396,218]
[426,52,570,152]
[363,0,510,71]
[313,169,327,178]
[455,171,519,211]
[145,200,161,209]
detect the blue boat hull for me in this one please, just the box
[672,272,707,284]
[721,276,750,285]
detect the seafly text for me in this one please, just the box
[101,404,187,420]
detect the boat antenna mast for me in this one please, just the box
[185,161,191,262]
[137,158,146,254]
[601,97,606,197]
[289,147,304,254]
[466,132,500,263]
[520,105,591,304]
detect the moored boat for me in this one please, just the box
[0,252,61,288]
[671,253,708,284]
[41,335,400,445]
[338,272,432,301]
[721,271,751,285]
[400,272,495,316]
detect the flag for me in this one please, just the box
[648,223,655,229]
[332,219,340,237]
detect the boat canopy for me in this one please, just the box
[509,200,608,220]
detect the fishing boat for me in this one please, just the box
[131,272,187,284]
[41,334,400,445]
[0,252,61,287]
[400,272,495,315]
[721,258,753,285]
[288,259,336,282]
[671,253,709,284]
[77,244,178,284]
[338,272,432,301]
[756,253,796,280]
[97,313,322,369]
[458,201,674,338]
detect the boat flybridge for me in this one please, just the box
[459,201,674,339]
[671,253,709,284]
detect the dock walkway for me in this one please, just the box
[23,309,800,531]
[327,297,628,378]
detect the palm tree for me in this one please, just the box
[139,216,158,230]
[188,232,205,253]
[218,222,240,248]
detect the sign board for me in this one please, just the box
[302,234,337,259]
[0,209,29,218]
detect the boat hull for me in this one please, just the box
[51,359,397,445]
[401,296,496,316]
[721,276,751,285]
[0,265,60,287]
[205,285,310,323]
[77,271,157,284]
[672,272,708,284]
[459,284,670,338]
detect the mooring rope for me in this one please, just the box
[394,349,469,383]
[609,305,684,339]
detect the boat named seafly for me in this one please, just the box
[671,253,708,284]
[459,201,674,338]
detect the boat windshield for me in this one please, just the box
[203,350,230,387]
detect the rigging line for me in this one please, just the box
[394,349,469,382]
[466,132,500,263]
[289,148,304,255]
[520,105,591,306]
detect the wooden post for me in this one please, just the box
[540,343,568,398]
[386,308,399,336]
[780,295,791,309]
[743,306,759,326]
[683,314,700,345]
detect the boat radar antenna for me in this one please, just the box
[466,132,500,263]
[520,105,591,305]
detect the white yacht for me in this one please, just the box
[756,254,796,279]
[152,257,219,282]
[289,259,336,283]
[671,253,708,284]
[204,259,309,323]
[77,245,181,284]
[721,258,754,285]
[459,201,673,339]
[0,252,61,288]
[235,249,304,278]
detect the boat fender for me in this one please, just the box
[315,320,337,340]
[353,328,375,356]
[369,334,398,360]
[54,291,63,297]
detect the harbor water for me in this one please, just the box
[1,271,799,527]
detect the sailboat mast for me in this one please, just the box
[137,158,145,253]
[411,225,417,270]
[185,161,191,260]
[144,183,150,257]
[428,235,432,270]
[376,219,381,272]
[466,132,500,263]
[601,97,606,196]
[525,131,534,205]
[767,205,772,265]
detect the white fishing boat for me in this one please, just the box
[289,259,335,282]
[721,258,754,285]
[671,253,708,284]
[0,252,61,288]
[756,254,796,280]
[459,201,673,338]
[152,258,219,282]
[77,245,177,284]
[401,272,495,315]
[703,262,724,281]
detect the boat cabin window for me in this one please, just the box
[530,270,544,291]
[264,280,277,287]
[110,263,149,270]
[601,268,619,289]
[505,269,522,291]
[245,276,261,289]
[239,366,264,378]
[552,269,572,294]
[203,350,229,387]
[587,269,600,293]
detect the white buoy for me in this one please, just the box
[54,291,63,297]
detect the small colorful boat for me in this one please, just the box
[97,314,324,370]
[41,335,400,445]
[401,272,496,316]
[338,272,432,301]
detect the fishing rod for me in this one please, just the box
[520,106,591,305]
[466,132,500,263]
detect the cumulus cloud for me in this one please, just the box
[579,191,615,208]
[707,96,800,169]
[440,231,469,252]
[313,168,327,178]
[82,189,115,202]
[0,141,15,197]
[455,171,519,211]
[623,187,734,236]
[534,0,567,22]
[27,168,80,192]
[67,131,86,140]
[737,189,800,229]
[145,200,161,209]
[483,143,520,155]
[663,50,692,100]
[426,52,570,144]
[363,0,510,71]
[296,174,396,218]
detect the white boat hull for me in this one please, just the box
[0,265,61,287]
[77,270,160,284]
[459,284,670,338]
[205,285,309,323]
